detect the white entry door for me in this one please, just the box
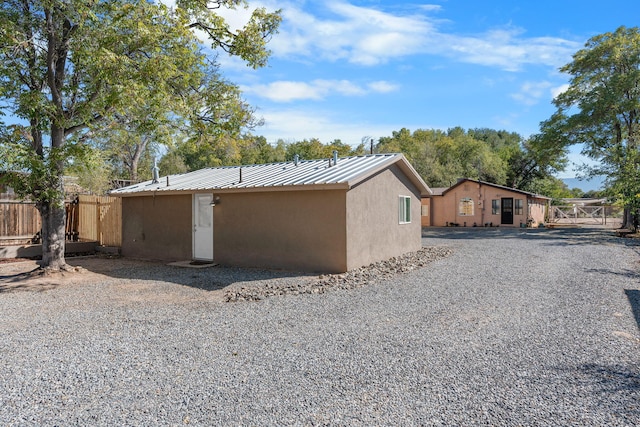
[193,194,214,261]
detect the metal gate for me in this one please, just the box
[549,205,608,225]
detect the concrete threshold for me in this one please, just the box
[168,260,219,269]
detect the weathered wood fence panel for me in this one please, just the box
[77,195,122,246]
[0,195,121,247]
[0,199,41,240]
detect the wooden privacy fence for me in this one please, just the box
[0,195,121,247]
[77,195,122,247]
[0,199,41,243]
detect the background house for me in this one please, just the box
[110,153,431,273]
[422,178,550,228]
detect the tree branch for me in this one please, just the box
[64,114,104,136]
[187,22,234,52]
[44,8,62,109]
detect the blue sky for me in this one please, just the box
[4,1,636,189]
[216,0,639,184]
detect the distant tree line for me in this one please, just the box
[76,122,599,202]
[375,127,605,201]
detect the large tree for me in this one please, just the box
[87,60,258,182]
[0,0,280,270]
[503,133,568,192]
[376,127,510,187]
[467,128,567,191]
[542,26,640,229]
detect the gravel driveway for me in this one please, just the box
[1,227,639,426]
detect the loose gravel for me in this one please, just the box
[225,247,453,302]
[0,227,639,426]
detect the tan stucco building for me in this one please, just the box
[110,154,432,273]
[422,178,550,228]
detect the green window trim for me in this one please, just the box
[399,195,411,224]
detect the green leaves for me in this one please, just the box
[542,26,640,224]
[1,0,281,187]
[177,0,282,69]
[376,127,526,188]
[0,125,92,205]
[1,0,281,266]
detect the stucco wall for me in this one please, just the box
[119,163,428,271]
[528,198,548,226]
[121,194,192,260]
[346,165,423,270]
[429,182,547,227]
[213,190,348,273]
[421,198,431,226]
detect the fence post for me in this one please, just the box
[96,198,101,246]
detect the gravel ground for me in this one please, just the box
[1,227,639,426]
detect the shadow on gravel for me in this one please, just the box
[575,363,640,420]
[65,257,310,292]
[0,271,60,293]
[0,269,38,282]
[625,289,640,332]
[422,226,640,247]
[586,268,640,280]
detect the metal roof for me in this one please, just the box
[110,153,432,197]
[437,178,551,200]
[429,187,448,196]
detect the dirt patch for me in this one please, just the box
[0,259,109,293]
[0,256,159,292]
[0,256,229,303]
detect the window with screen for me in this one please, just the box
[399,196,411,224]
[459,198,474,216]
[515,199,524,215]
[492,199,500,215]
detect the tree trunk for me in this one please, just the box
[130,151,139,182]
[38,200,66,271]
[128,139,147,182]
[39,125,68,270]
[622,206,636,230]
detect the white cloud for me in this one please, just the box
[166,1,581,72]
[261,1,580,71]
[258,108,416,146]
[367,81,399,93]
[267,1,437,66]
[510,81,555,106]
[244,79,398,102]
[419,5,443,12]
[249,81,326,102]
[551,83,570,99]
[432,29,580,72]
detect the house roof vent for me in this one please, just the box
[151,158,160,184]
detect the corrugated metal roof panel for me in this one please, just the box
[439,178,551,200]
[110,153,428,196]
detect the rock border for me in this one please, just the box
[225,246,453,302]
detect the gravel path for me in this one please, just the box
[1,227,639,426]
